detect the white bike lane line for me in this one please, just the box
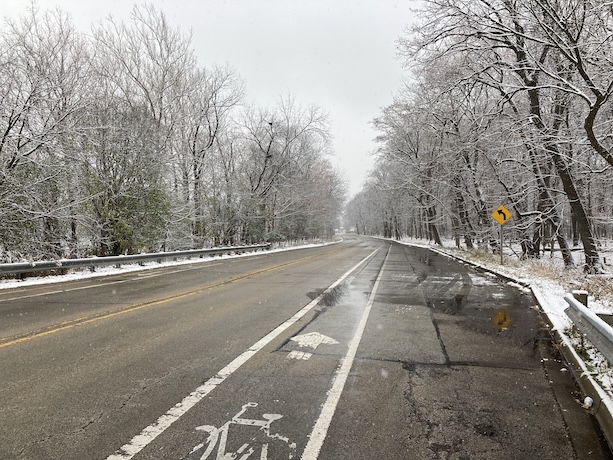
[106,247,380,460]
[301,245,390,460]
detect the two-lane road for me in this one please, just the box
[0,237,609,459]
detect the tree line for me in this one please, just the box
[0,4,345,262]
[346,0,613,273]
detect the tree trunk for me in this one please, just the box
[427,204,443,246]
[393,214,401,240]
[456,187,474,249]
[549,150,600,272]
[193,166,204,245]
[526,84,599,272]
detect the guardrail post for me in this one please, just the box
[571,290,589,307]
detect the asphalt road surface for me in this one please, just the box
[0,236,610,459]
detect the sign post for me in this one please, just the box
[491,204,512,264]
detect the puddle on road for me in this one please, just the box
[306,280,371,312]
[306,283,349,307]
[405,246,546,349]
[426,288,545,349]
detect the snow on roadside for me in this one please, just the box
[0,240,337,290]
[530,279,573,331]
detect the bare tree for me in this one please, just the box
[0,6,89,260]
[174,64,244,245]
[240,97,331,242]
[87,4,194,254]
[397,0,603,271]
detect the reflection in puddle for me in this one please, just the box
[307,282,349,307]
[426,292,542,348]
[468,274,499,287]
[492,309,512,331]
[400,247,551,361]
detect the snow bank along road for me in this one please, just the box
[0,236,609,459]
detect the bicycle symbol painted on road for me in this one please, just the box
[188,402,297,459]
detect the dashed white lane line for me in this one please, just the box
[0,289,66,302]
[106,248,380,460]
[301,245,390,460]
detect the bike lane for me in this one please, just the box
[318,243,609,459]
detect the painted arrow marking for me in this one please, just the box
[287,332,338,360]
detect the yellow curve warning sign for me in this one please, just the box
[491,204,512,225]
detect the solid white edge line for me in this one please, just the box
[0,264,223,302]
[0,281,128,302]
[106,247,380,460]
[301,245,391,460]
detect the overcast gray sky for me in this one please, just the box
[3,0,418,197]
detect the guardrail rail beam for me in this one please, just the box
[0,244,271,278]
[564,292,613,366]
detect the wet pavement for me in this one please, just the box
[316,241,611,459]
[1,237,610,459]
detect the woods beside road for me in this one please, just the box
[346,0,613,275]
[3,2,613,457]
[0,4,345,264]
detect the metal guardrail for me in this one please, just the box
[562,290,613,453]
[564,291,613,365]
[0,243,272,277]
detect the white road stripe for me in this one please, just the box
[301,245,390,460]
[62,281,127,292]
[0,263,221,302]
[287,350,312,360]
[0,290,65,302]
[106,248,380,460]
[134,263,218,278]
[0,281,127,302]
